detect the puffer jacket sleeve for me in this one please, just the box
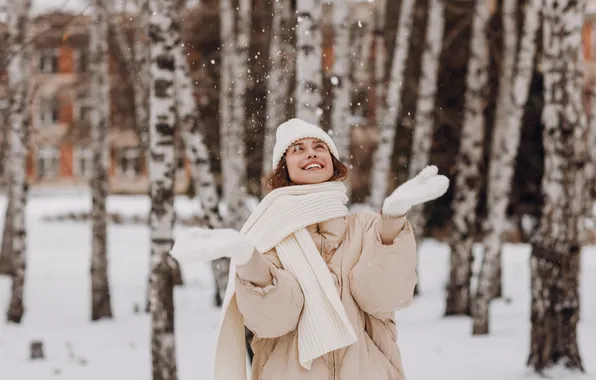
[349,213,417,318]
[234,248,305,339]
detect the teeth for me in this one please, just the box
[305,163,322,170]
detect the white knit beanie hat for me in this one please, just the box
[271,118,339,170]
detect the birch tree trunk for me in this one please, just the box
[225,0,250,230]
[527,0,585,372]
[406,0,445,296]
[352,9,374,88]
[330,1,352,193]
[369,0,415,209]
[588,87,596,216]
[444,0,490,316]
[295,0,323,124]
[408,0,445,234]
[472,0,541,335]
[219,0,234,195]
[110,0,150,151]
[148,0,178,378]
[6,0,32,324]
[263,0,294,175]
[373,0,387,126]
[172,24,228,307]
[481,0,519,301]
[134,0,151,150]
[89,0,113,322]
[215,0,236,306]
[0,122,12,275]
[0,199,12,275]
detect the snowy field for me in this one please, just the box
[0,192,595,380]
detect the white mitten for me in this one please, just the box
[382,165,450,217]
[170,227,255,266]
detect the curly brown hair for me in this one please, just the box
[263,154,349,191]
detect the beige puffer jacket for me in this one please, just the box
[234,212,417,380]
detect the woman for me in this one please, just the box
[172,118,449,380]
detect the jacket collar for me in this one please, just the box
[306,217,347,262]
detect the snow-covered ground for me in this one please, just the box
[0,193,595,380]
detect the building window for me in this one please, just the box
[117,148,141,178]
[74,101,90,123]
[74,49,89,73]
[39,49,59,73]
[36,146,60,179]
[73,146,93,178]
[38,97,60,126]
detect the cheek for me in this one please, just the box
[285,155,301,177]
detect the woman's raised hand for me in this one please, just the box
[170,227,255,266]
[382,165,450,217]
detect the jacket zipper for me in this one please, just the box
[330,352,336,380]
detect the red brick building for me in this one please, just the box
[0,12,190,194]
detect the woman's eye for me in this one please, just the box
[315,145,325,150]
[292,146,302,152]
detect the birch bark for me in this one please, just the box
[408,0,445,234]
[295,0,323,124]
[90,0,113,321]
[527,0,585,372]
[369,0,415,209]
[5,0,32,324]
[148,0,179,378]
[445,0,490,316]
[473,0,541,335]
[263,0,294,175]
[330,0,352,193]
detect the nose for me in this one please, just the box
[304,145,318,158]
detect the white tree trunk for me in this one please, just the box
[0,198,12,275]
[482,0,519,301]
[219,0,234,194]
[148,0,179,378]
[473,0,541,335]
[172,29,229,306]
[369,0,415,209]
[295,0,323,124]
[263,0,294,175]
[528,0,585,372]
[406,0,445,296]
[5,0,32,324]
[588,79,596,215]
[110,0,150,151]
[588,90,596,214]
[407,0,445,234]
[330,1,352,193]
[89,0,113,322]
[445,0,490,316]
[373,0,387,125]
[133,0,151,151]
[0,120,12,275]
[225,0,251,230]
[352,10,374,88]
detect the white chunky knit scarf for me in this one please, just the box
[214,181,357,380]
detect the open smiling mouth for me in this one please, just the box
[302,162,325,171]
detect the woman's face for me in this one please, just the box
[285,138,334,185]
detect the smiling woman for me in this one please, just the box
[171,117,450,380]
[264,139,349,190]
[263,119,349,190]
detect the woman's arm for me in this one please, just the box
[235,249,305,339]
[349,214,417,318]
[379,213,408,245]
